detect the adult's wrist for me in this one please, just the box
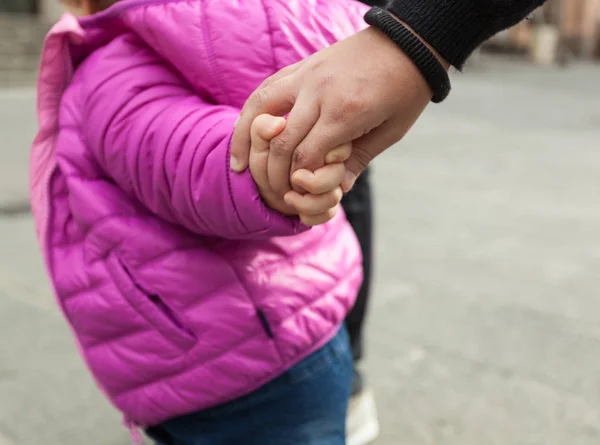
[386,0,545,69]
[397,19,450,71]
[365,8,451,103]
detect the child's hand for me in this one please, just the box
[249,114,298,216]
[285,145,350,226]
[248,114,349,226]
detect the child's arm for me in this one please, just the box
[82,59,306,240]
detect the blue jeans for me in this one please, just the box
[146,327,353,445]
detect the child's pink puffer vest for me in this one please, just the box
[31,0,367,427]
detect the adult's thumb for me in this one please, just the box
[342,147,374,192]
[342,119,411,192]
[231,77,297,173]
[341,162,361,193]
[341,135,384,192]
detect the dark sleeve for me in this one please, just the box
[386,0,547,69]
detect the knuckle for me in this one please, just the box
[262,74,277,88]
[326,97,364,125]
[327,189,342,207]
[250,88,270,110]
[350,144,373,170]
[315,207,337,225]
[313,192,336,212]
[270,135,294,158]
[327,205,339,219]
[326,106,349,125]
[292,147,309,167]
[317,74,336,92]
[342,96,364,114]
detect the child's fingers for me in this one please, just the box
[324,143,352,165]
[251,114,286,146]
[248,144,269,193]
[290,143,349,194]
[291,163,346,195]
[249,115,286,192]
[284,187,343,216]
[300,205,340,227]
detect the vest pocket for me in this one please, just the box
[106,255,197,351]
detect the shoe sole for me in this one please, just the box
[347,390,380,445]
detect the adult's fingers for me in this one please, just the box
[267,95,320,195]
[291,164,346,195]
[256,62,300,90]
[231,75,298,172]
[288,116,359,177]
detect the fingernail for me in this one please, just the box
[230,155,243,172]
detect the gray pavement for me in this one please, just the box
[1,56,600,444]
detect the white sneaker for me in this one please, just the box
[347,388,380,445]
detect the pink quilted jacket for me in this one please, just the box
[31,0,366,428]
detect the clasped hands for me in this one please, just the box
[244,114,349,226]
[228,27,439,226]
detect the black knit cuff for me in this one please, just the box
[386,0,546,69]
[365,8,450,103]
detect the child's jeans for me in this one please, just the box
[146,326,353,445]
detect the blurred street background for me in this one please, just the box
[1,1,600,444]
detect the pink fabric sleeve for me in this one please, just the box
[83,54,306,239]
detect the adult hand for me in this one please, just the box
[231,24,447,195]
